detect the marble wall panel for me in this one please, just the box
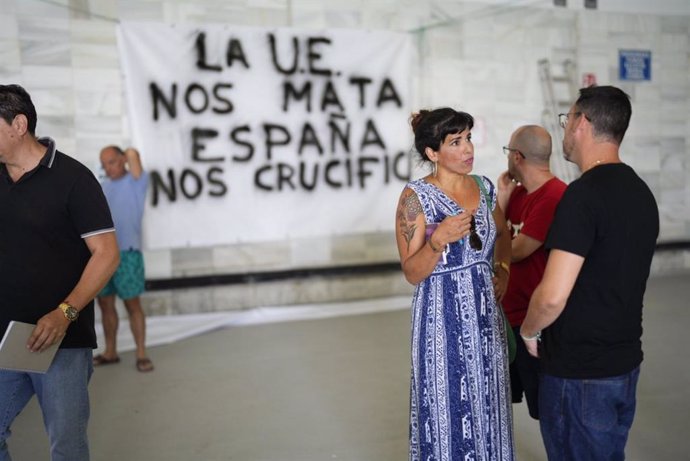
[290,237,332,267]
[661,99,689,125]
[362,232,399,261]
[461,37,494,61]
[660,32,689,54]
[650,251,690,275]
[660,151,686,190]
[171,246,215,276]
[70,19,117,45]
[632,84,661,103]
[578,9,608,31]
[249,0,287,8]
[290,9,327,29]
[36,115,75,140]
[657,54,688,76]
[211,245,256,273]
[660,67,689,90]
[74,138,115,168]
[425,29,465,59]
[606,31,657,51]
[212,241,291,271]
[660,119,687,138]
[605,13,660,34]
[577,53,610,82]
[659,188,687,240]
[12,2,67,19]
[660,16,689,34]
[0,40,21,74]
[72,68,120,91]
[324,11,361,28]
[141,290,174,316]
[330,234,368,264]
[116,1,164,21]
[0,14,18,38]
[624,139,661,173]
[72,43,120,68]
[143,249,173,279]
[20,65,73,88]
[660,138,686,161]
[0,0,16,13]
[74,89,122,117]
[171,286,217,313]
[28,88,75,117]
[629,103,661,131]
[184,6,288,26]
[19,40,71,67]
[74,115,122,142]
[211,284,256,313]
[48,137,76,159]
[402,5,433,32]
[578,28,608,50]
[16,17,69,42]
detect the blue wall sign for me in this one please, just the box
[619,50,651,81]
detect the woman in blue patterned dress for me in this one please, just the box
[395,108,514,460]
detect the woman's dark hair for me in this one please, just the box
[410,108,474,161]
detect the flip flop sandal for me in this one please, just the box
[136,358,154,372]
[93,354,120,366]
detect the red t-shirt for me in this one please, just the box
[503,177,567,326]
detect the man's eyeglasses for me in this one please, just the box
[469,216,482,251]
[502,146,526,159]
[558,111,587,128]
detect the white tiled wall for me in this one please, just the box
[1,0,688,314]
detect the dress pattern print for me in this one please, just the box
[406,177,514,461]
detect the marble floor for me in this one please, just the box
[7,273,690,460]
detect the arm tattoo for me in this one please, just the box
[397,191,423,250]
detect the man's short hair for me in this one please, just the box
[0,84,38,136]
[576,85,632,145]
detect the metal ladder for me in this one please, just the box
[538,58,580,183]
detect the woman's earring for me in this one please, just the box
[432,161,437,177]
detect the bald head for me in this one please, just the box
[511,125,552,164]
[100,145,127,179]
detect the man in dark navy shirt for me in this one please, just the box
[520,86,659,460]
[0,84,120,461]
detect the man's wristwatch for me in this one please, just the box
[59,302,79,322]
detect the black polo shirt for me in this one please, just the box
[0,138,114,348]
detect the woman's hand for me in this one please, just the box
[429,211,474,249]
[492,266,509,302]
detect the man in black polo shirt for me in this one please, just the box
[520,86,659,460]
[0,84,120,461]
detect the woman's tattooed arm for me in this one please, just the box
[397,189,423,251]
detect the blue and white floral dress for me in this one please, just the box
[407,176,514,461]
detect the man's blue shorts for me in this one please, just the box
[99,250,145,300]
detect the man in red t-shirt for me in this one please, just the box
[497,125,567,419]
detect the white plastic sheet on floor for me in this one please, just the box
[94,296,411,354]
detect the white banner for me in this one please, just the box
[117,22,414,249]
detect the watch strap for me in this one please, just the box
[59,302,78,321]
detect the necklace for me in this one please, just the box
[585,159,604,172]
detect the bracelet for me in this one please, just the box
[494,261,510,275]
[520,330,541,341]
[428,238,444,253]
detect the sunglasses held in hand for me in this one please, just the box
[469,216,482,251]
